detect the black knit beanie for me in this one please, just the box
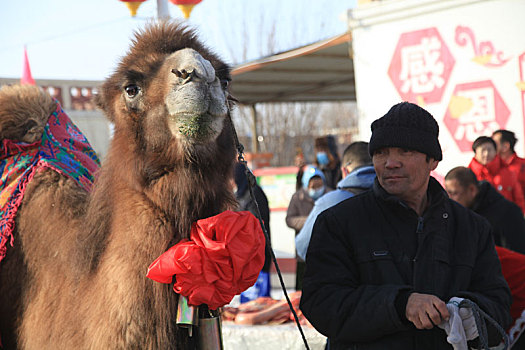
[368,102,442,161]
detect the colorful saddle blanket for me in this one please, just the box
[0,101,100,263]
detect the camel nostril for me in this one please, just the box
[173,69,196,84]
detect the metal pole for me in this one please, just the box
[156,0,170,19]
[250,104,259,153]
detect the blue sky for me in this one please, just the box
[0,0,355,81]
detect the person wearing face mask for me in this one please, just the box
[296,142,376,262]
[286,165,331,290]
[468,136,525,212]
[314,136,342,190]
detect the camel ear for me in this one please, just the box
[94,88,115,123]
[20,119,45,143]
[93,91,105,111]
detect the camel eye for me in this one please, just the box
[124,84,140,98]
[220,79,230,90]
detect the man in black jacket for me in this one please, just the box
[445,166,525,254]
[300,102,511,350]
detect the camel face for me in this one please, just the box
[164,48,228,144]
[96,22,234,158]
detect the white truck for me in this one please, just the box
[348,0,525,180]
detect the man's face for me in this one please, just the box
[474,142,496,165]
[444,179,477,208]
[492,133,510,155]
[373,147,438,203]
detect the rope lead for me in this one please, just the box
[459,299,509,350]
[228,116,311,350]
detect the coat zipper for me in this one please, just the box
[416,217,424,234]
[412,217,424,284]
[414,216,424,261]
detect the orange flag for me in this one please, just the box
[21,46,35,85]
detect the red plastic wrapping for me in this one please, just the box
[146,210,265,310]
[495,246,525,322]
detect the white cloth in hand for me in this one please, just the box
[458,303,478,341]
[438,301,468,350]
[438,297,478,350]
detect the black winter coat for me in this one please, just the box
[300,178,512,350]
[472,181,525,254]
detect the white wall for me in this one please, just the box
[349,0,525,179]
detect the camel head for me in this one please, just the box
[0,85,55,143]
[95,22,234,159]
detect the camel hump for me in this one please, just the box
[0,84,56,143]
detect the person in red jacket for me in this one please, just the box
[494,246,525,348]
[468,136,525,213]
[492,129,525,196]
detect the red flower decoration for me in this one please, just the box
[146,210,265,310]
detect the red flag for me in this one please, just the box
[21,46,35,85]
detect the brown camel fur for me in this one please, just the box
[0,21,238,349]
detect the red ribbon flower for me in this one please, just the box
[146,210,265,310]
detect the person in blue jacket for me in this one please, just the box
[295,141,376,261]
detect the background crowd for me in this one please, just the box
[233,109,525,348]
[295,104,524,349]
[295,124,524,348]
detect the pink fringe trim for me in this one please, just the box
[0,101,98,264]
[0,160,51,263]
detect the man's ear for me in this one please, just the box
[341,166,350,177]
[468,183,478,196]
[430,159,439,171]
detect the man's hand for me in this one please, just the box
[406,292,450,329]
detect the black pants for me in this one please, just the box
[296,260,306,291]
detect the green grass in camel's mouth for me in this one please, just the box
[178,114,212,139]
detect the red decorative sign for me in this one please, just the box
[443,80,510,152]
[388,28,455,104]
[519,53,525,151]
[455,26,510,67]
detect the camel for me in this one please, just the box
[0,21,240,349]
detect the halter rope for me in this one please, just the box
[459,299,509,349]
[227,116,311,350]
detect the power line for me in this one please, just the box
[0,15,140,54]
